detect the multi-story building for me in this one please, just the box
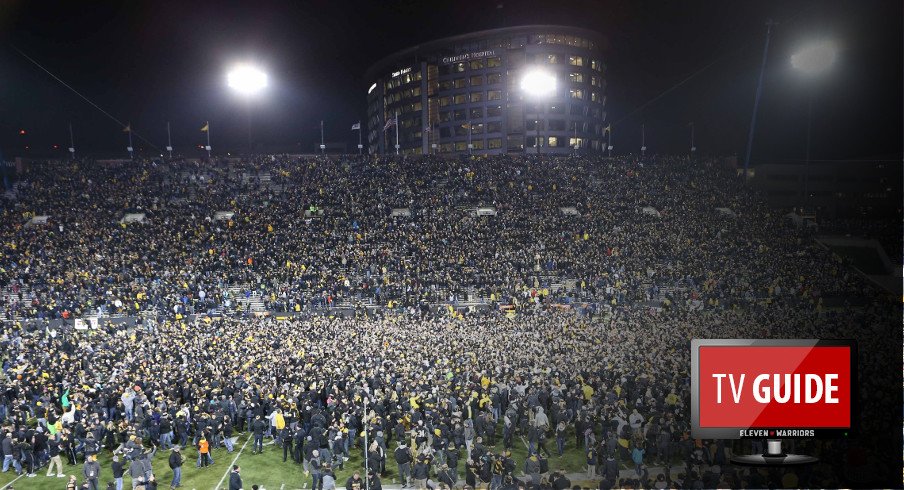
[364,25,607,155]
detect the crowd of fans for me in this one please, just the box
[0,154,882,321]
[0,153,897,489]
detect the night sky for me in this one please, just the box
[0,0,901,161]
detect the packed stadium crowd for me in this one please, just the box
[0,154,897,489]
[0,154,874,320]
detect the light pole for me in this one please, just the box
[743,20,777,179]
[227,64,268,155]
[791,40,837,208]
[641,123,646,157]
[520,69,556,155]
[689,122,696,154]
[363,395,370,490]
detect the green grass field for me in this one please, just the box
[0,430,658,490]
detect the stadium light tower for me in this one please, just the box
[521,69,556,155]
[791,40,836,208]
[227,64,268,154]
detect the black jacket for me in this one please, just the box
[112,460,125,478]
[228,471,243,490]
[169,451,183,469]
[394,446,412,464]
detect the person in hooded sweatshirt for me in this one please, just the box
[83,454,101,490]
[394,442,412,488]
[129,455,147,489]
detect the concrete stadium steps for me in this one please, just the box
[1,285,34,321]
[225,285,268,313]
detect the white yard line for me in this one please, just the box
[215,434,252,490]
[0,473,25,490]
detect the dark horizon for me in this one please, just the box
[0,0,901,161]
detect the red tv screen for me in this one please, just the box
[691,339,857,439]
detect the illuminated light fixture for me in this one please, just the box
[791,41,837,75]
[227,65,268,95]
[520,69,556,97]
[368,82,377,94]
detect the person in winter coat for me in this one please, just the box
[394,442,412,488]
[129,455,148,489]
[366,468,382,490]
[344,472,364,490]
[111,455,125,490]
[168,447,184,489]
[524,453,541,486]
[228,465,243,490]
[83,454,101,490]
[463,419,475,457]
[412,458,429,490]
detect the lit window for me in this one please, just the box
[569,89,584,99]
[569,56,584,67]
[470,59,484,70]
[487,90,502,101]
[470,75,483,86]
[569,72,584,83]
[547,54,559,64]
[454,78,466,89]
[487,73,502,85]
[548,136,559,147]
[487,138,502,149]
[487,57,502,68]
[470,92,483,103]
[453,94,466,105]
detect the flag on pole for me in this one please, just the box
[122,123,131,133]
[200,122,209,132]
[351,122,361,130]
[383,117,396,131]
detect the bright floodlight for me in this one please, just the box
[227,65,268,95]
[791,41,837,75]
[521,69,556,97]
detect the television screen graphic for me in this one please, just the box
[692,339,857,439]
